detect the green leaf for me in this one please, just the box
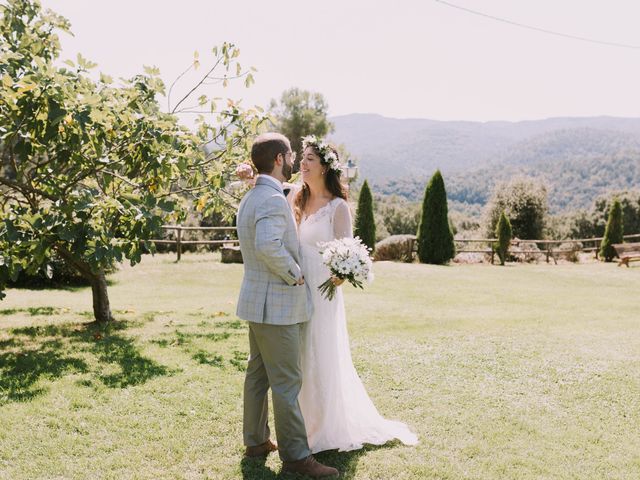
[4,222,18,242]
[100,73,113,84]
[143,65,160,76]
[158,199,176,212]
[2,74,13,88]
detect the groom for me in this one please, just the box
[236,132,338,477]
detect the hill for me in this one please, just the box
[330,114,640,212]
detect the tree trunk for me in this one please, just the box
[55,245,113,323]
[89,270,113,323]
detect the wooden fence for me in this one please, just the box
[151,226,238,261]
[150,226,640,263]
[454,233,640,264]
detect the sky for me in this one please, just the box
[39,0,640,124]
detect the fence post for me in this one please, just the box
[546,243,550,263]
[176,227,182,262]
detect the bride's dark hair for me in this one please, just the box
[294,144,348,224]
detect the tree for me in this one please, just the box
[593,190,640,238]
[0,0,265,322]
[495,211,512,266]
[485,177,547,240]
[599,199,624,262]
[269,88,334,167]
[354,180,376,251]
[375,194,421,237]
[417,170,455,264]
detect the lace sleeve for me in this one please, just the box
[333,199,353,239]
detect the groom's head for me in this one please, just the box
[251,132,293,181]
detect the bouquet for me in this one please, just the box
[235,162,256,187]
[317,237,374,301]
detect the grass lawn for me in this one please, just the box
[1,253,639,479]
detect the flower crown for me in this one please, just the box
[301,135,342,173]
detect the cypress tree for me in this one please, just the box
[600,199,624,262]
[354,180,376,251]
[495,210,512,266]
[417,170,455,264]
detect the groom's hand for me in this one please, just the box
[296,276,305,286]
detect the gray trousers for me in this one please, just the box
[243,321,311,462]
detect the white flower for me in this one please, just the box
[318,237,374,287]
[301,135,342,172]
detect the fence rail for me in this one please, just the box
[454,233,640,264]
[150,225,238,261]
[150,226,640,263]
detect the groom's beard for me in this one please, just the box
[282,161,292,181]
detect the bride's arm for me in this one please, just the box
[331,200,354,287]
[333,200,354,239]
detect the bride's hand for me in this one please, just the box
[331,276,345,286]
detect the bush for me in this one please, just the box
[375,195,421,236]
[354,180,376,251]
[485,177,547,240]
[495,211,512,265]
[548,190,640,240]
[557,242,583,263]
[600,199,624,262]
[417,170,455,264]
[511,240,543,263]
[373,235,416,262]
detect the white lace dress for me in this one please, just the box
[293,195,419,453]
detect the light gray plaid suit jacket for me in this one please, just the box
[236,176,312,325]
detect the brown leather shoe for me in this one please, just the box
[282,455,339,477]
[244,439,278,457]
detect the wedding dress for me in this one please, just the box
[294,195,419,453]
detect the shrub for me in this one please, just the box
[373,235,416,262]
[495,211,512,265]
[485,177,547,240]
[354,180,376,251]
[600,199,624,262]
[417,170,455,264]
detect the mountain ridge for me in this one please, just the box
[329,113,640,212]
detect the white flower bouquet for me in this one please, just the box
[317,237,374,300]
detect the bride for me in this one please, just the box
[287,135,418,453]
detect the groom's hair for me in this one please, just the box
[251,132,290,174]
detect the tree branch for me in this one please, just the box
[167,62,195,113]
[0,175,57,202]
[101,169,144,189]
[170,56,222,114]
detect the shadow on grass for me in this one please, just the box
[240,443,395,479]
[5,277,116,293]
[0,320,171,405]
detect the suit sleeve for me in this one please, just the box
[254,194,302,285]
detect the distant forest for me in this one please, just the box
[330,115,640,214]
